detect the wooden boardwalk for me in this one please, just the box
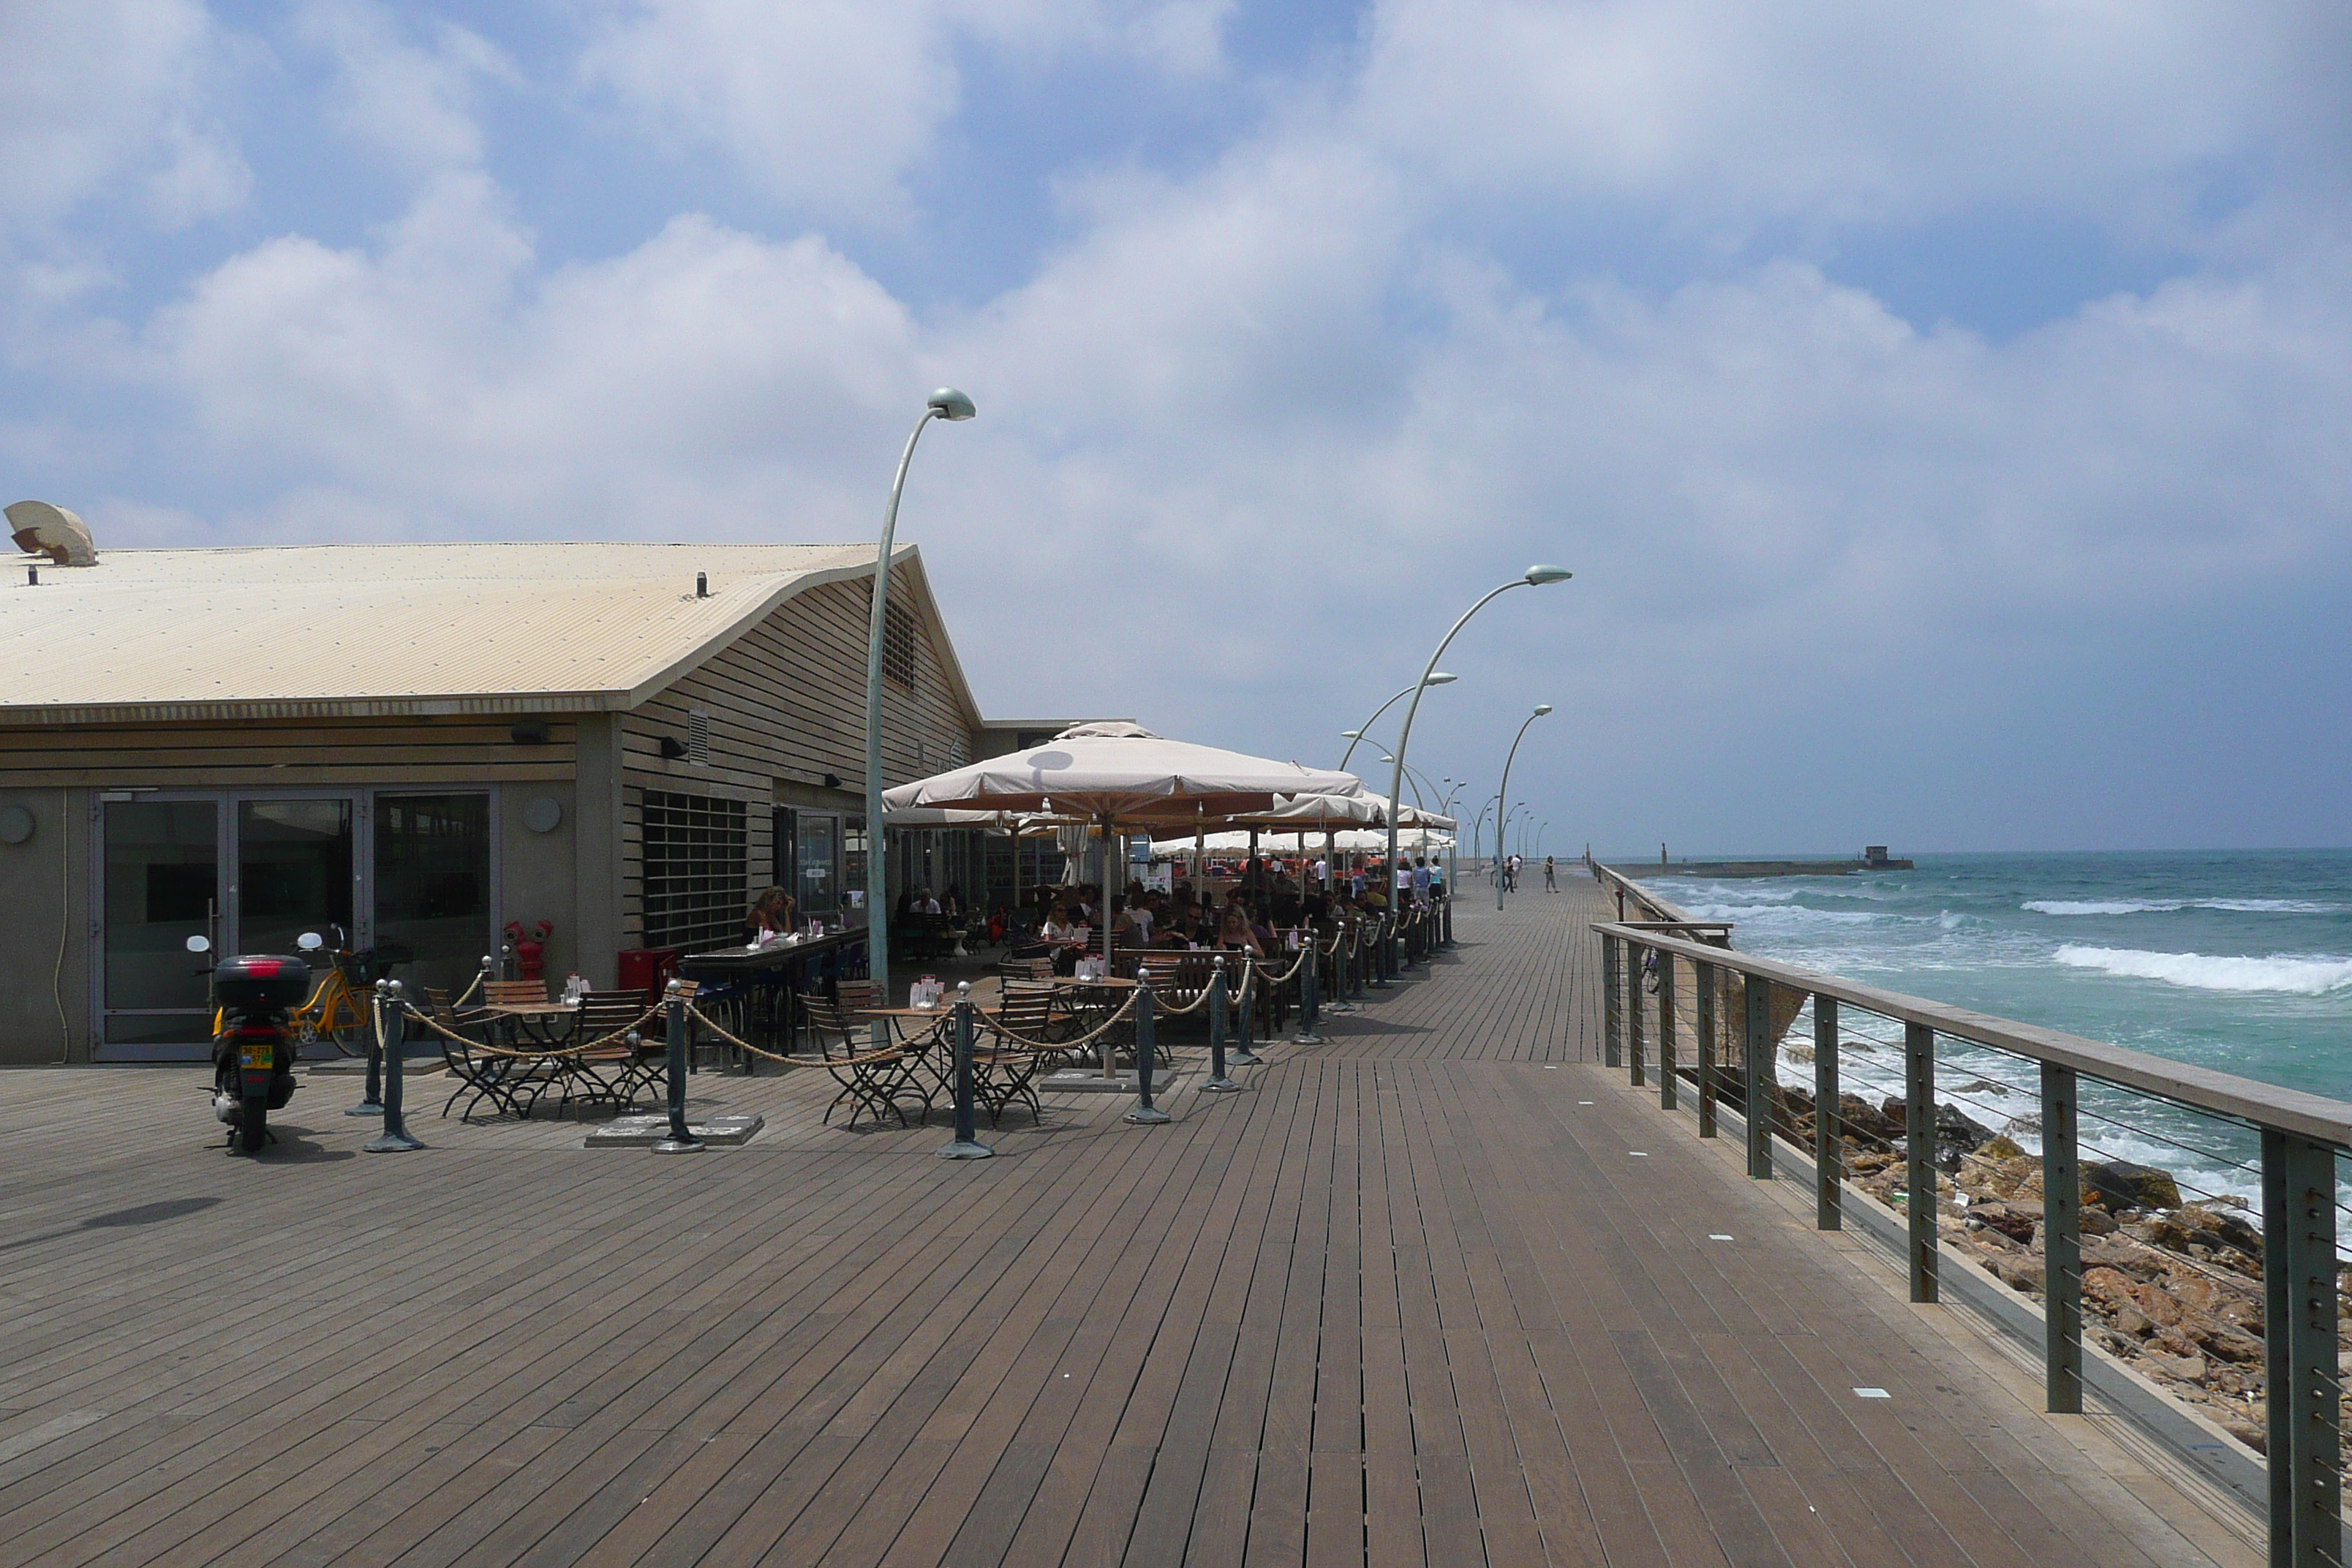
[0,885,2258,1567]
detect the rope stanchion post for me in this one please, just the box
[1202,956,1237,1093]
[362,981,423,1153]
[1370,910,1392,988]
[346,1021,385,1119]
[654,981,703,1154]
[940,981,994,1158]
[1229,962,1262,1068]
[1292,931,1325,1045]
[1324,922,1357,1014]
[1125,967,1171,1124]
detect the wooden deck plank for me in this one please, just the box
[0,886,2259,1568]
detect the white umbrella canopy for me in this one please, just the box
[881,723,1364,821]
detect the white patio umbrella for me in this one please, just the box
[884,723,1364,1080]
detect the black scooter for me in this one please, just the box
[206,951,309,1153]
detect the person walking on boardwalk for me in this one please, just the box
[1544,855,1557,892]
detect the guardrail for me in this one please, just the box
[1588,859,2345,1564]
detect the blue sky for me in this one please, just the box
[6,1,2349,854]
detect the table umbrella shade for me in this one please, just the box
[884,723,1364,1079]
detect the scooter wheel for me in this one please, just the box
[239,1096,268,1153]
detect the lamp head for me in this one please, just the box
[1341,729,1361,739]
[1424,671,1457,686]
[927,387,976,421]
[1532,703,1553,717]
[1523,564,1572,586]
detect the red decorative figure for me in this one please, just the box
[504,919,553,981]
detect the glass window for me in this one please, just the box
[843,814,868,926]
[796,813,839,919]
[374,794,490,997]
[102,799,219,1041]
[237,799,353,958]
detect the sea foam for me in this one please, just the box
[2053,945,2352,995]
[2026,897,2342,916]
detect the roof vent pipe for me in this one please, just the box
[6,501,97,566]
[696,573,708,598]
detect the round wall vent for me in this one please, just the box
[521,796,563,833]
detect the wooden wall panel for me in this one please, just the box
[0,717,577,788]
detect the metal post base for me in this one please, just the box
[651,1137,706,1154]
[1290,1028,1326,1045]
[1124,1104,1173,1124]
[1199,1075,1241,1093]
[361,1130,423,1153]
[345,1100,384,1117]
[1228,1047,1263,1067]
[937,1139,995,1159]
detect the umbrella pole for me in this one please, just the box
[1101,813,1118,1079]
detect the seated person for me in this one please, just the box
[1215,906,1265,957]
[744,886,796,944]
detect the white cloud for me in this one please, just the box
[146,173,922,538]
[1357,0,2290,237]
[296,0,515,173]
[0,0,247,236]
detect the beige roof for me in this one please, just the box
[0,540,917,724]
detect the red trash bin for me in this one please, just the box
[617,948,679,1011]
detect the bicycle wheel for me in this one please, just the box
[327,990,372,1055]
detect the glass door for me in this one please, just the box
[100,799,221,1052]
[234,798,355,957]
[373,793,490,996]
[796,812,840,925]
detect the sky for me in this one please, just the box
[4,1,2349,857]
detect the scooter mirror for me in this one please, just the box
[185,934,211,954]
[297,932,324,951]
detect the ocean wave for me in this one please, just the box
[2025,897,2343,916]
[2053,945,2352,995]
[1681,903,1888,925]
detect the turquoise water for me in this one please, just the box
[1627,850,2352,1207]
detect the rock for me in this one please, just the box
[2080,1207,2118,1237]
[2003,1112,2043,1139]
[2081,1161,2182,1212]
[1935,1101,1996,1153]
[2128,1215,2194,1251]
[1970,1202,2038,1244]
[2221,1417,2266,1454]
[2111,1306,2155,1336]
[1989,1256,2046,1293]
[2143,1348,2209,1383]
[1977,1134,2026,1161]
[2177,1205,2261,1260]
[1840,1095,1902,1139]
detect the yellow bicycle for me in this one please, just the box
[209,928,408,1055]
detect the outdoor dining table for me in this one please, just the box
[678,927,867,1064]
[1053,976,1140,1077]
[480,999,578,1044]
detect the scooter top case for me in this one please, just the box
[214,955,310,1012]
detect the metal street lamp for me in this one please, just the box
[1495,709,1550,909]
[1384,566,1570,970]
[1338,672,1457,772]
[864,387,975,1008]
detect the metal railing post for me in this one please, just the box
[1694,957,1716,1138]
[1293,935,1324,1045]
[2264,1128,2341,1568]
[1813,995,1840,1230]
[1600,934,1622,1068]
[1627,943,1646,1089]
[1371,911,1392,988]
[1231,961,1262,1066]
[1204,957,1237,1092]
[1656,951,1677,1110]
[2040,1062,2081,1413]
[1327,924,1358,1014]
[651,981,702,1154]
[941,983,993,1157]
[362,981,422,1153]
[1743,973,1773,1180]
[1903,1020,1937,1302]
[1126,968,1171,1124]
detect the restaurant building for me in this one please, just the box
[0,539,994,1063]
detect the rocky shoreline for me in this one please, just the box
[1769,1079,2336,1454]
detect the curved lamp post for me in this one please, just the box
[1385,567,1570,962]
[864,387,975,1007]
[1495,710,1550,908]
[1338,672,1456,773]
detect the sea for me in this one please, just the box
[1626,849,2352,1211]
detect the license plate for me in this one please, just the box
[240,1039,272,1069]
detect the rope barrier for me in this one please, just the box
[389,998,663,1060]
[682,1003,930,1067]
